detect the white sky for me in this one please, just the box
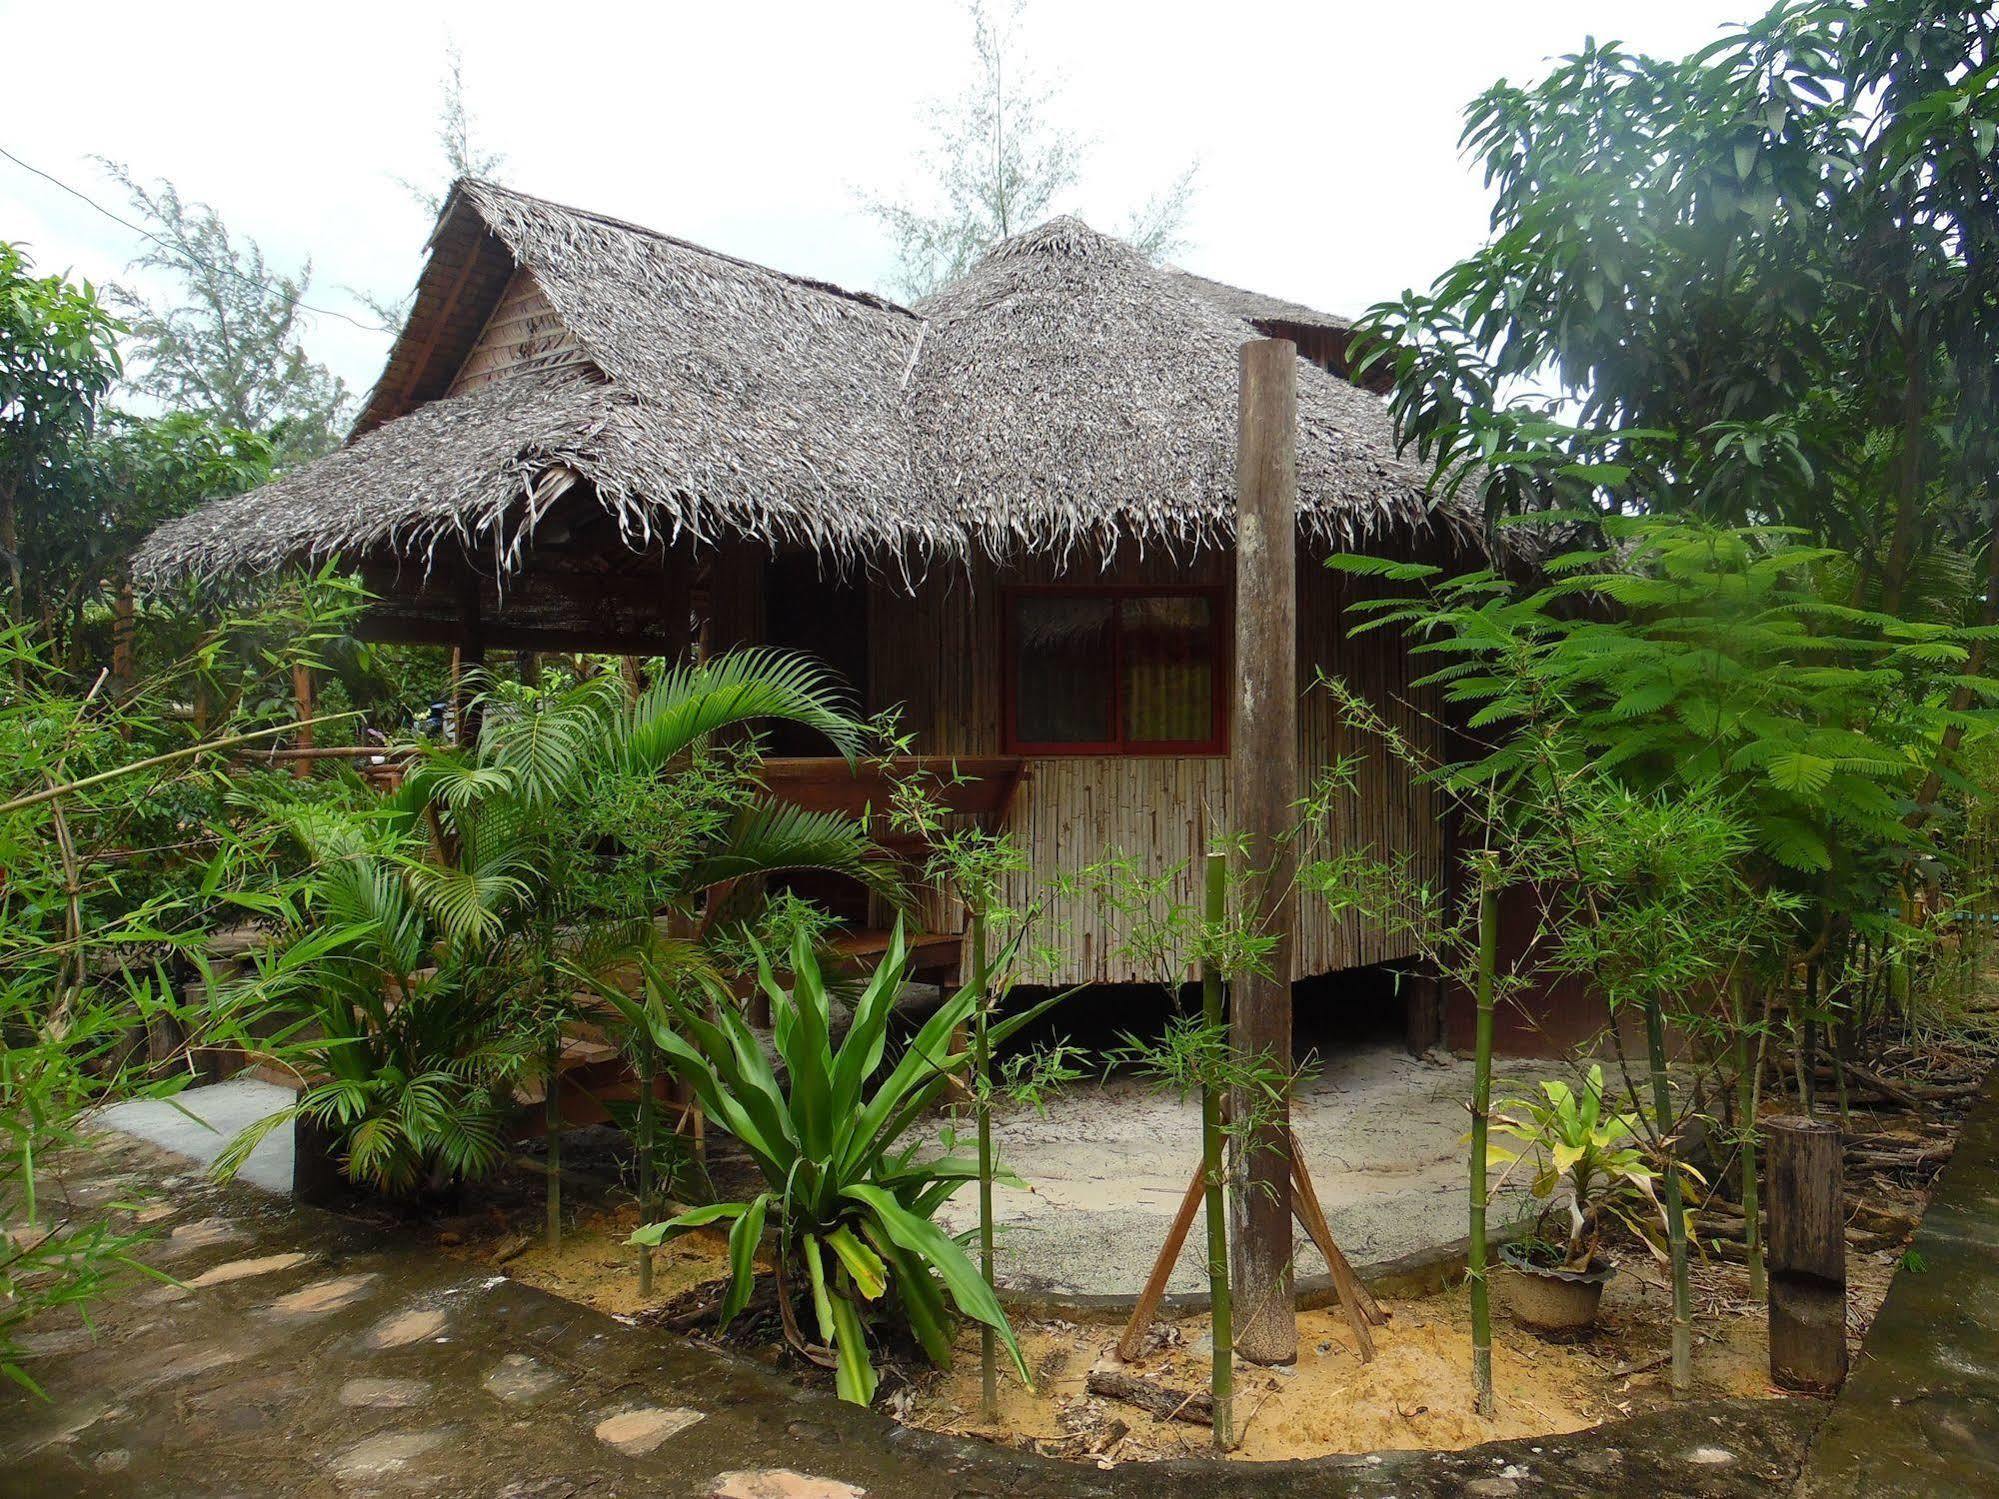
[2,1,1755,406]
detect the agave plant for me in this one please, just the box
[626,923,1062,1405]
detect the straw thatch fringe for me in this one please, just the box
[135,181,1475,590]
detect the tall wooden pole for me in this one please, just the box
[457,573,485,750]
[291,665,315,781]
[111,571,136,696]
[1229,337,1298,1366]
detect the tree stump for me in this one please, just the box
[1766,1115,1847,1391]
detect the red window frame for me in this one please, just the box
[1001,584,1230,756]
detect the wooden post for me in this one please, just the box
[1766,1115,1847,1391]
[1228,337,1298,1366]
[457,573,485,749]
[291,664,314,781]
[1402,963,1444,1057]
[111,571,136,697]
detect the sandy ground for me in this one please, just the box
[934,1045,1553,1296]
[900,1246,1896,1463]
[443,1202,741,1320]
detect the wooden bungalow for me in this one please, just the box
[137,179,1572,1053]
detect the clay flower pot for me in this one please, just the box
[1499,1241,1614,1332]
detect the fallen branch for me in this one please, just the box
[1086,1368,1215,1426]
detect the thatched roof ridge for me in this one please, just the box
[1164,266,1354,335]
[136,182,1468,588]
[909,216,1445,561]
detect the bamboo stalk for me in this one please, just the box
[545,1030,563,1253]
[637,1033,656,1297]
[0,713,360,816]
[1469,866,1497,1420]
[1645,992,1692,1393]
[973,910,997,1420]
[1200,851,1235,1450]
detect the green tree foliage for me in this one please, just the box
[102,162,352,466]
[1336,515,1993,930]
[1355,0,1998,610]
[0,583,365,1393]
[0,243,122,625]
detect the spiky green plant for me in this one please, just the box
[629,922,1064,1406]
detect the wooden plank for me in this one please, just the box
[1228,336,1299,1366]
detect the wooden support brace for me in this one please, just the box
[1116,1119,1380,1365]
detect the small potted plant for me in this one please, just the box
[1488,1064,1665,1332]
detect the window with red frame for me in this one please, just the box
[1003,588,1227,754]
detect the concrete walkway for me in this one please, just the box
[938,1046,1547,1301]
[3,1129,1824,1498]
[95,1077,296,1193]
[1798,1067,1999,1496]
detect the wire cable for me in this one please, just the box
[0,143,396,335]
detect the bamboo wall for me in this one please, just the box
[866,542,1447,983]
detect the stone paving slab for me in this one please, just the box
[95,1077,296,1192]
[1,1133,1826,1499]
[1798,1067,1999,1497]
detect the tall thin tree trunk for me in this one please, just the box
[1469,868,1497,1419]
[972,910,998,1421]
[2,475,22,690]
[1799,961,1819,1118]
[1645,992,1692,1393]
[1201,852,1235,1450]
[1734,975,1765,1300]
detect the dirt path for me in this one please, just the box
[1,1132,1825,1498]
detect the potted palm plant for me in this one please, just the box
[1488,1064,1665,1332]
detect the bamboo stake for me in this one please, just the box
[291,665,314,781]
[973,910,998,1421]
[1469,866,1497,1419]
[1200,851,1235,1450]
[545,1030,563,1252]
[0,713,360,816]
[637,1033,656,1297]
[1645,991,1692,1393]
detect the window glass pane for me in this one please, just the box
[1014,595,1114,744]
[1122,595,1215,744]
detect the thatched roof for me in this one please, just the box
[136,180,1461,588]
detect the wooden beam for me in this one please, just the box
[396,232,489,414]
[355,614,677,656]
[1229,337,1299,1366]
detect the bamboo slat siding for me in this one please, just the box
[868,543,1445,983]
[448,268,592,395]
